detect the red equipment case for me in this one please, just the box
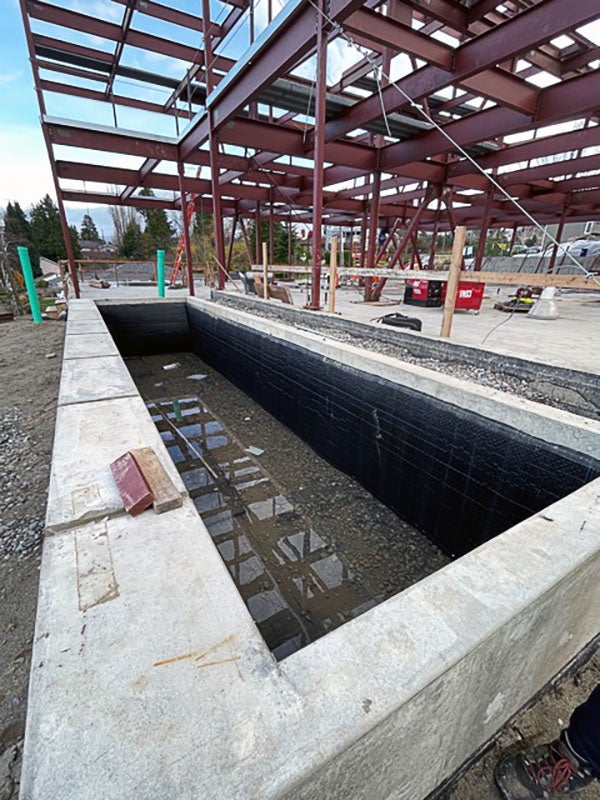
[441,280,485,311]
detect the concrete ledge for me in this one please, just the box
[24,478,600,798]
[63,332,120,360]
[46,394,187,532]
[47,300,186,533]
[66,319,108,334]
[191,297,600,458]
[58,355,138,406]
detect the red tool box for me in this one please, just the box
[441,280,485,311]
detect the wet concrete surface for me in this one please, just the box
[127,351,450,659]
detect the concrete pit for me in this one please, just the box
[20,297,600,800]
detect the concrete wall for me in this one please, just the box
[21,298,600,800]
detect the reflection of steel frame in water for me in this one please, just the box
[147,393,377,659]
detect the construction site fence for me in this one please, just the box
[59,260,213,286]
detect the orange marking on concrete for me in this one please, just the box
[196,657,241,669]
[153,635,236,668]
[194,634,235,662]
[153,652,195,667]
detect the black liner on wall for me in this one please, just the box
[97,301,191,356]
[185,305,599,558]
[98,301,599,559]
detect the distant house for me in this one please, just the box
[80,240,117,259]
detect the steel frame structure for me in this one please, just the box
[19,0,600,300]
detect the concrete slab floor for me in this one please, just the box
[281,284,600,374]
[79,279,598,373]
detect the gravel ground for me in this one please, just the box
[0,318,64,799]
[214,294,599,420]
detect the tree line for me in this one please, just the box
[3,195,82,277]
[2,190,308,279]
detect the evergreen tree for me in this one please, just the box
[191,211,214,266]
[69,225,82,260]
[248,219,298,265]
[3,201,40,276]
[137,188,174,256]
[80,213,101,242]
[120,219,143,258]
[29,194,80,263]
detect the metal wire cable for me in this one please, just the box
[304,0,600,288]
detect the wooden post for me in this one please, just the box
[440,225,467,339]
[329,235,338,314]
[262,242,268,300]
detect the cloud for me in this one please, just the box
[0,69,23,86]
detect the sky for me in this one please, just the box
[0,0,364,239]
[1,1,598,241]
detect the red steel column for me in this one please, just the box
[364,170,381,300]
[177,162,195,296]
[18,1,80,297]
[226,213,239,271]
[358,206,368,269]
[308,0,327,310]
[548,203,568,273]
[202,0,226,289]
[474,190,494,271]
[269,194,275,269]
[255,203,261,265]
[239,216,254,266]
[508,224,519,255]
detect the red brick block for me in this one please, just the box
[110,452,154,516]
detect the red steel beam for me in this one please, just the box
[381,71,600,172]
[39,79,189,119]
[177,162,196,296]
[343,8,538,114]
[179,0,366,159]
[448,124,600,181]
[324,0,597,142]
[111,0,217,35]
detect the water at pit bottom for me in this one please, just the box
[127,352,450,660]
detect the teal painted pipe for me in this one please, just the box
[17,246,42,324]
[157,249,165,298]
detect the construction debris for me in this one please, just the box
[130,447,183,514]
[110,452,154,517]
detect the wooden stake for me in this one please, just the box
[262,241,268,300]
[329,235,338,313]
[440,225,467,338]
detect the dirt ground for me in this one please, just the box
[443,647,600,799]
[0,315,598,798]
[0,318,64,799]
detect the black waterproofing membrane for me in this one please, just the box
[99,301,600,558]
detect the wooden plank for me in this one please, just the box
[455,271,600,289]
[248,264,599,289]
[130,447,183,514]
[329,235,338,314]
[440,226,467,338]
[262,242,269,300]
[110,452,154,516]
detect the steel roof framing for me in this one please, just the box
[18,0,600,298]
